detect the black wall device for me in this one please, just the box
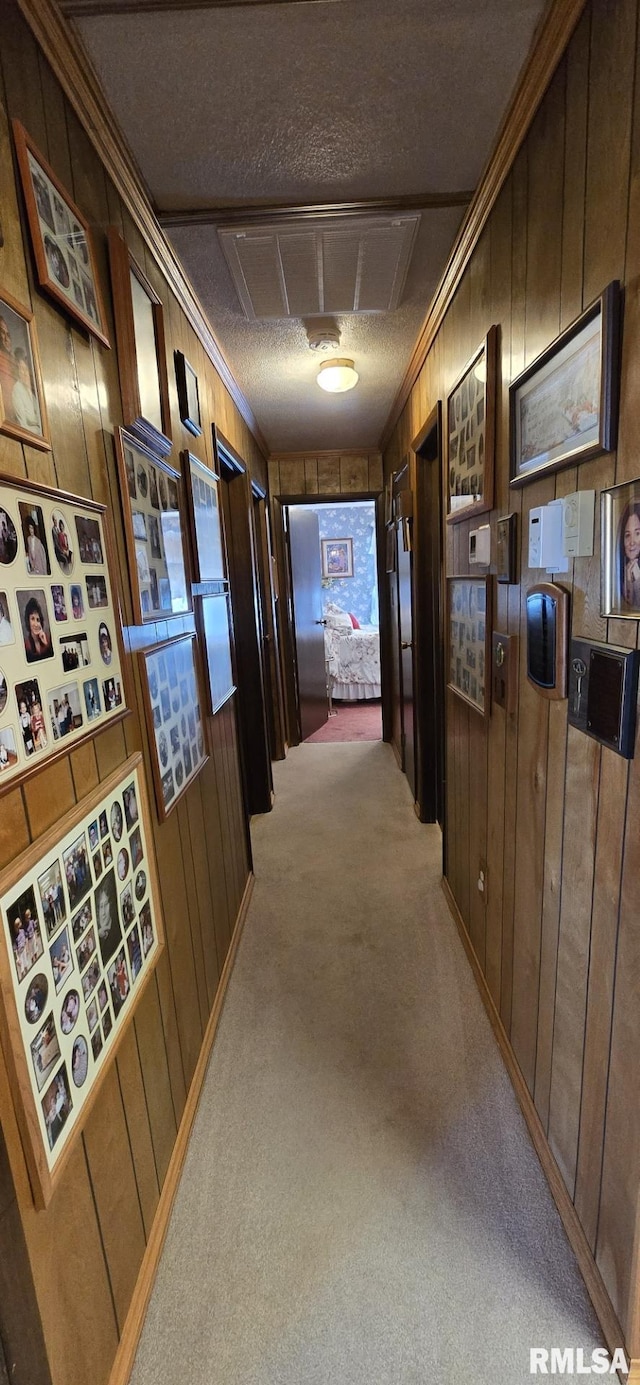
[568,638,639,758]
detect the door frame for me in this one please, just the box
[411,403,446,857]
[271,491,389,747]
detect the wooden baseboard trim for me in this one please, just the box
[107,872,255,1385]
[440,876,627,1364]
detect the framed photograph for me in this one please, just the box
[182,451,226,583]
[447,326,497,523]
[0,288,50,452]
[114,429,190,623]
[0,472,128,795]
[107,227,172,458]
[175,351,202,437]
[447,577,491,718]
[510,281,620,486]
[496,513,518,584]
[321,538,353,579]
[601,476,640,618]
[197,594,235,715]
[138,633,208,820]
[12,121,110,348]
[0,753,163,1207]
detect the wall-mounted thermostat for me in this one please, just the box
[568,637,639,758]
[528,500,568,572]
[469,525,491,565]
[562,490,595,557]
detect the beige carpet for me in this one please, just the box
[130,742,603,1384]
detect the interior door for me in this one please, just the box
[287,506,329,740]
[397,528,416,797]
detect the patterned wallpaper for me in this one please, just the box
[313,502,378,626]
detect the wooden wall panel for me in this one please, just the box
[269,450,383,499]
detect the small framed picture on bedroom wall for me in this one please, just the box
[321,538,353,579]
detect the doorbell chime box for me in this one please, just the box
[562,491,595,557]
[469,525,491,565]
[528,501,568,572]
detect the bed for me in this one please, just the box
[323,602,381,701]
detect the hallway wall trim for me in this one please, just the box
[106,873,254,1385]
[441,878,625,1364]
[379,0,587,450]
[17,0,269,458]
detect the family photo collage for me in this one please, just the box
[0,761,161,1178]
[0,480,126,790]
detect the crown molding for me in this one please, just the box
[379,0,588,453]
[18,0,269,458]
[61,0,342,14]
[158,190,473,229]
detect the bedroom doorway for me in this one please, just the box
[285,498,383,745]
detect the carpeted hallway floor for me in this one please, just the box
[130,742,603,1385]
[304,699,382,742]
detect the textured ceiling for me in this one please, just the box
[75,0,548,451]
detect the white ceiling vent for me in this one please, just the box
[218,214,420,320]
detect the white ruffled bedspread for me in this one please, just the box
[324,625,381,699]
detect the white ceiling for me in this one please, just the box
[72,0,548,453]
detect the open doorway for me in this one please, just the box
[287,499,382,744]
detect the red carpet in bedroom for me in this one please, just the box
[304,700,382,743]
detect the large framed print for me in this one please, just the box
[0,287,50,452]
[197,594,235,715]
[12,121,110,348]
[447,577,491,718]
[108,227,172,458]
[0,473,128,794]
[182,451,226,583]
[447,326,496,523]
[114,429,190,623]
[0,753,163,1206]
[601,476,640,618]
[139,633,208,820]
[510,281,620,486]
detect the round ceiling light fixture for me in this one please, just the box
[316,358,359,393]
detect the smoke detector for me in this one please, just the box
[306,324,341,353]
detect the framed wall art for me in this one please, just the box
[108,227,172,457]
[139,633,208,819]
[114,428,190,623]
[182,451,226,584]
[321,538,353,578]
[0,472,128,794]
[0,752,163,1206]
[601,476,640,618]
[0,288,50,452]
[175,351,202,437]
[197,594,235,715]
[12,121,110,348]
[510,281,620,487]
[447,326,497,523]
[447,577,491,718]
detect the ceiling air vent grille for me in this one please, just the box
[218,213,420,320]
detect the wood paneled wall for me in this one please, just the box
[268,450,383,498]
[0,5,264,1383]
[384,0,640,1358]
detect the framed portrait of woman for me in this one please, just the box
[601,477,640,618]
[12,121,110,348]
[0,288,50,452]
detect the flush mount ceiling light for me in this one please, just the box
[316,358,359,393]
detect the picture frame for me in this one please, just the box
[114,428,191,624]
[601,476,640,618]
[447,577,491,718]
[496,513,518,584]
[446,326,497,523]
[0,752,164,1207]
[509,281,620,487]
[197,594,236,715]
[0,471,129,794]
[174,351,202,437]
[12,120,110,349]
[0,287,50,452]
[182,451,226,584]
[107,227,172,458]
[138,633,208,820]
[321,537,353,579]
